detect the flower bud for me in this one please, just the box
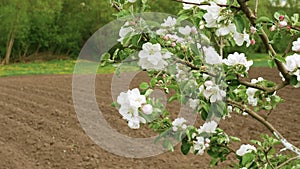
[279,15,285,21]
[250,39,256,45]
[142,104,153,115]
[171,42,176,47]
[191,27,197,34]
[162,35,169,40]
[250,26,256,34]
[270,25,276,31]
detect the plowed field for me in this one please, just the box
[0,67,299,169]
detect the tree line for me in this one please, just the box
[0,0,298,64]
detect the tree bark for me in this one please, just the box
[1,31,16,65]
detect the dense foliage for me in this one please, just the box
[0,0,182,63]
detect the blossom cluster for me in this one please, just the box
[183,0,251,46]
[171,118,218,155]
[281,37,300,86]
[138,42,172,71]
[117,88,152,129]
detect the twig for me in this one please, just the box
[254,0,259,17]
[238,77,288,94]
[282,35,295,58]
[264,147,275,169]
[172,0,241,10]
[111,2,122,12]
[275,156,300,169]
[219,37,224,58]
[227,99,300,157]
[291,26,300,32]
[236,0,291,84]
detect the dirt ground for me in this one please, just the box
[0,67,299,169]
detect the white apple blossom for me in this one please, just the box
[117,88,147,129]
[182,0,205,10]
[203,46,222,64]
[246,87,258,106]
[284,53,300,71]
[198,121,218,134]
[189,98,199,110]
[118,22,135,43]
[142,104,153,115]
[172,117,187,131]
[292,37,300,52]
[233,30,251,47]
[227,105,233,113]
[193,136,210,155]
[128,116,146,129]
[138,42,172,71]
[179,25,192,35]
[203,80,226,103]
[223,52,253,71]
[251,77,264,84]
[161,16,177,27]
[128,0,136,3]
[216,0,227,5]
[216,23,236,36]
[203,3,223,28]
[236,144,257,156]
[279,20,288,28]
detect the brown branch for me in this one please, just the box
[275,156,300,169]
[111,2,122,12]
[283,35,295,58]
[237,0,291,84]
[172,0,241,10]
[254,0,259,17]
[227,99,300,157]
[238,77,289,94]
[291,26,300,32]
[238,79,269,91]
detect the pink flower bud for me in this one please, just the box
[287,25,291,30]
[162,35,169,40]
[270,25,276,31]
[250,26,256,34]
[250,39,256,45]
[142,104,153,115]
[162,74,167,78]
[279,15,285,21]
[171,42,176,47]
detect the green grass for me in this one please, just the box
[247,53,270,67]
[0,60,116,77]
[0,53,271,77]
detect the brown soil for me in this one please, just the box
[0,67,299,169]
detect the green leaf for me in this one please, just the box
[274,12,281,20]
[241,153,255,166]
[168,94,178,102]
[290,75,299,86]
[150,78,158,88]
[275,55,286,63]
[257,16,273,23]
[139,82,149,90]
[234,14,246,33]
[230,136,241,142]
[131,34,142,47]
[292,13,299,23]
[268,59,276,68]
[181,140,192,155]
